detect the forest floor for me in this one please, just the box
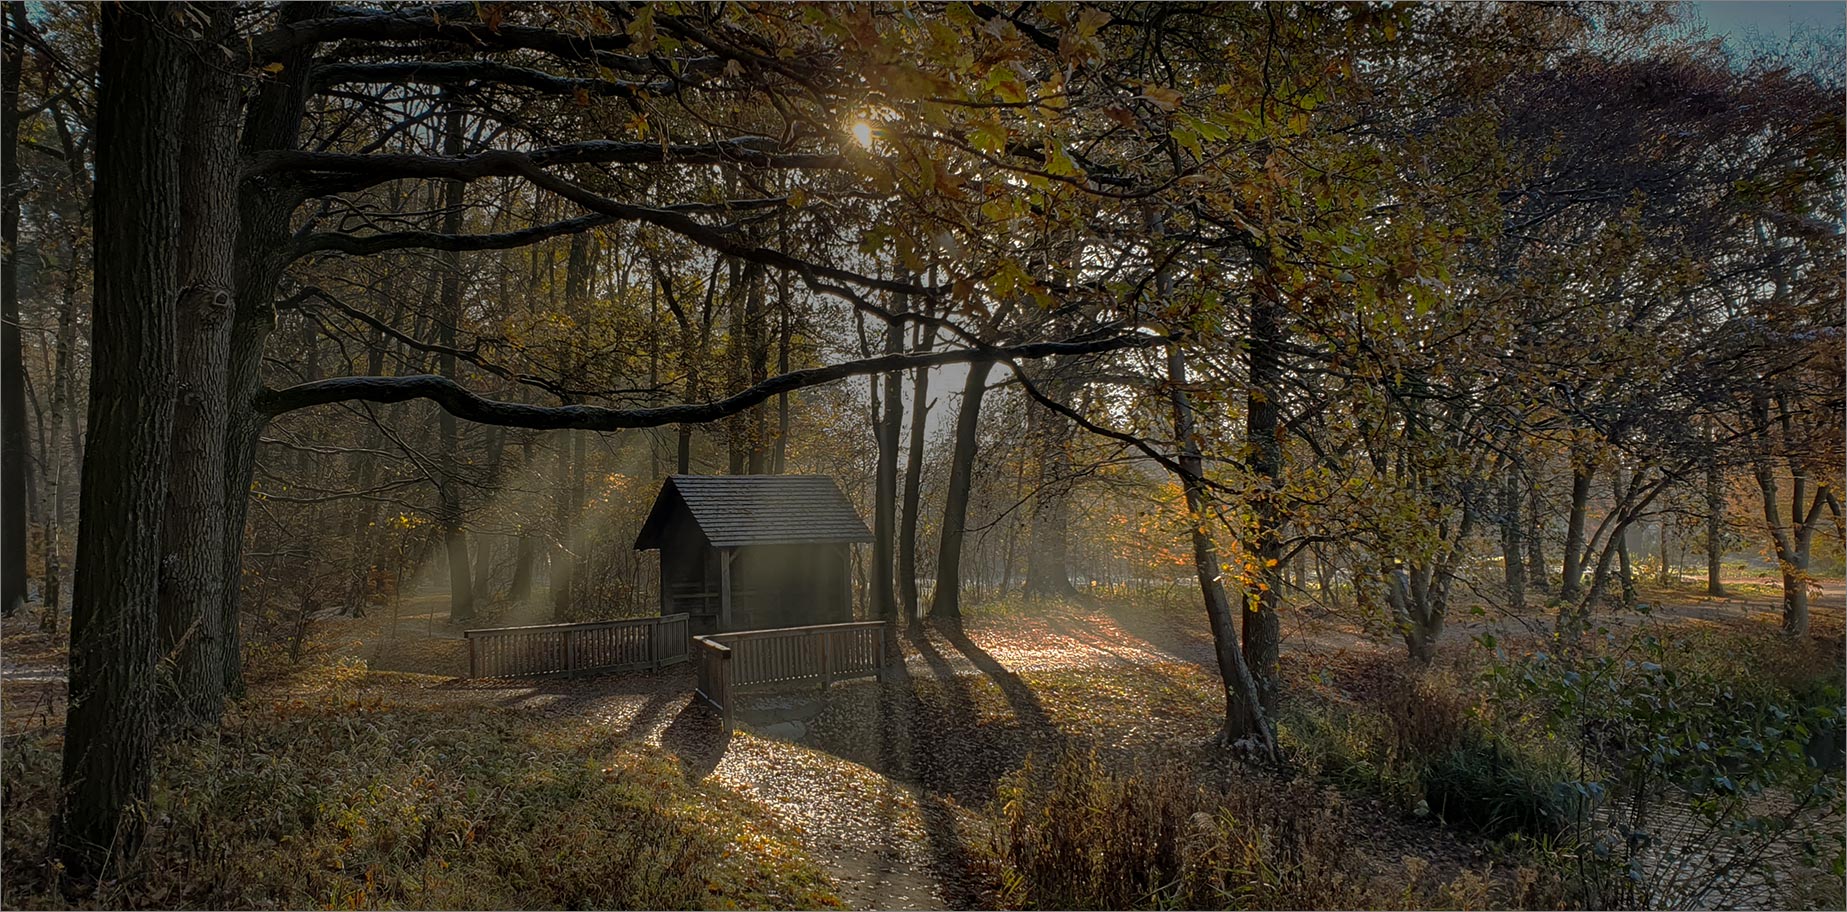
[2,572,1840,909]
[313,571,1846,908]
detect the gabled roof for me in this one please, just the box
[633,474,873,550]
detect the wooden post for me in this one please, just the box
[718,548,735,631]
[820,630,833,690]
[467,633,478,679]
[564,628,578,673]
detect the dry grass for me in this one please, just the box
[1,660,839,910]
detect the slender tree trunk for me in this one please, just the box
[157,3,240,730]
[772,244,792,474]
[1023,364,1077,600]
[1525,471,1549,592]
[436,100,473,625]
[1,9,25,616]
[1753,446,1818,637]
[725,255,747,475]
[746,267,771,473]
[55,4,183,881]
[1168,342,1276,758]
[898,318,934,622]
[342,250,401,616]
[931,360,995,622]
[41,271,77,632]
[509,437,536,603]
[1657,519,1672,587]
[551,430,576,621]
[1616,532,1635,606]
[1501,460,1526,608]
[871,307,903,622]
[1706,443,1727,597]
[1235,285,1283,731]
[1560,452,1595,601]
[471,427,506,599]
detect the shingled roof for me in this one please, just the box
[633,474,873,550]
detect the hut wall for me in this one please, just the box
[657,511,722,634]
[730,543,852,631]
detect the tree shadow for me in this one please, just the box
[613,686,685,742]
[659,696,730,781]
[879,639,984,908]
[1096,597,1217,666]
[937,619,1056,734]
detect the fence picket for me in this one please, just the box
[463,614,691,679]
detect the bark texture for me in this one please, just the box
[157,2,241,729]
[56,3,183,882]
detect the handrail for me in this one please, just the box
[462,616,669,637]
[707,620,885,641]
[464,613,690,679]
[692,620,887,732]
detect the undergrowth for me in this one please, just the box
[1,662,838,910]
[983,750,1370,910]
[1280,662,1579,839]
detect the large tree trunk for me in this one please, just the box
[930,359,995,622]
[156,2,240,730]
[1234,287,1283,732]
[55,4,183,881]
[1168,343,1276,758]
[219,3,323,700]
[1,8,24,616]
[898,319,934,623]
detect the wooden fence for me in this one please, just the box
[464,613,689,678]
[694,620,887,731]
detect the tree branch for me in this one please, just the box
[311,59,714,97]
[257,334,1167,427]
[251,137,851,201]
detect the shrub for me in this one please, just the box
[1281,662,1577,838]
[1486,630,1846,909]
[984,749,1364,910]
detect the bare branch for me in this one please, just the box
[257,334,1169,427]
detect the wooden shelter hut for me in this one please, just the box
[634,475,872,636]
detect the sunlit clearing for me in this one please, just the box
[851,119,875,149]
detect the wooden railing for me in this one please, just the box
[693,620,887,731]
[464,613,689,679]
